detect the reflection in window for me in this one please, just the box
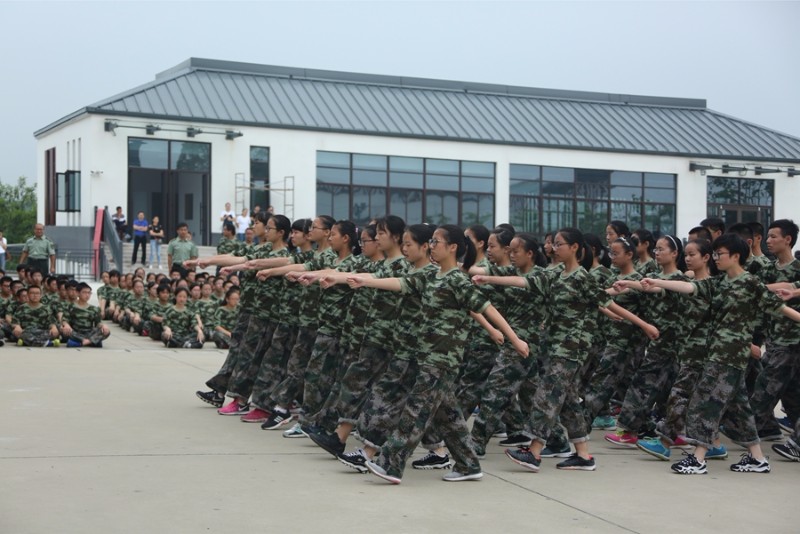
[171,142,210,171]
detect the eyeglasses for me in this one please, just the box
[552,242,567,248]
[359,239,376,246]
[712,251,730,260]
[311,225,326,231]
[653,247,668,253]
[429,238,446,247]
[265,226,277,231]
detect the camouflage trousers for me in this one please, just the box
[307,345,363,429]
[300,332,342,422]
[329,344,393,428]
[69,327,110,347]
[579,342,604,391]
[376,363,481,480]
[270,326,318,409]
[455,344,501,416]
[502,361,540,435]
[20,328,55,347]
[162,332,203,348]
[685,361,759,449]
[655,361,704,444]
[789,418,800,450]
[616,344,679,435]
[357,356,419,450]
[205,310,252,394]
[584,341,646,421]
[470,345,536,451]
[750,343,800,438]
[526,357,588,445]
[250,323,299,411]
[226,317,277,400]
[211,330,232,349]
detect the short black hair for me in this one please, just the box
[768,219,800,248]
[713,233,750,266]
[688,226,713,241]
[700,217,725,235]
[726,222,754,242]
[746,221,765,238]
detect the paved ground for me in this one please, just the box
[1,329,796,533]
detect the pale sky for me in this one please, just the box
[1,0,798,183]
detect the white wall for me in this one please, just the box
[36,114,800,241]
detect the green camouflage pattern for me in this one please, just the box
[526,357,588,445]
[315,253,360,337]
[12,303,56,330]
[338,257,382,354]
[239,242,273,308]
[298,248,337,328]
[252,247,292,321]
[635,257,659,276]
[756,258,800,346]
[216,236,239,255]
[359,256,410,349]
[64,303,102,332]
[392,263,439,361]
[162,305,199,338]
[279,249,315,327]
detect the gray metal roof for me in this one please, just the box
[36,58,800,163]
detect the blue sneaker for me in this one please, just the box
[706,444,728,460]
[591,415,617,430]
[67,339,82,348]
[777,416,794,434]
[541,442,572,458]
[636,438,670,460]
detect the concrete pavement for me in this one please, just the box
[1,330,796,533]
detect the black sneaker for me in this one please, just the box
[730,453,771,473]
[411,451,452,470]
[261,409,293,430]
[196,390,224,408]
[777,416,794,434]
[671,453,707,475]
[556,453,597,471]
[541,442,573,458]
[772,442,800,462]
[338,449,369,473]
[499,434,532,447]
[505,447,541,472]
[308,430,346,458]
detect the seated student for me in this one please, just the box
[100,270,122,320]
[3,285,27,342]
[211,287,240,348]
[143,284,172,341]
[161,287,204,348]
[193,282,218,341]
[60,283,110,347]
[0,275,13,302]
[10,285,60,347]
[111,276,132,324]
[121,278,148,334]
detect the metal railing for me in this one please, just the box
[4,244,108,280]
[101,206,124,273]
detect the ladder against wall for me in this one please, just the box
[234,174,295,220]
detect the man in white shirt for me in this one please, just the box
[219,202,235,230]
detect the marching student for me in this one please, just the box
[632,229,658,275]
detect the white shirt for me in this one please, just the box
[0,237,6,255]
[219,210,235,223]
[236,215,250,234]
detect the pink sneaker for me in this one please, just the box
[240,408,271,423]
[604,430,639,448]
[672,436,691,448]
[218,400,249,416]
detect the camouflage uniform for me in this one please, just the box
[161,305,202,348]
[616,271,688,436]
[580,264,615,388]
[122,294,148,333]
[63,303,108,346]
[635,257,659,277]
[143,300,171,341]
[684,272,785,448]
[522,267,612,445]
[470,266,545,452]
[12,303,57,346]
[300,253,361,422]
[211,305,239,348]
[750,259,800,439]
[267,248,334,410]
[373,267,489,480]
[584,271,646,420]
[312,256,411,429]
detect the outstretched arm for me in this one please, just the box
[472,275,527,288]
[605,301,659,340]
[469,311,504,345]
[347,276,402,292]
[640,277,695,294]
[481,304,529,357]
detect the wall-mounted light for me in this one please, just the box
[755,166,781,176]
[145,124,161,135]
[104,120,118,133]
[689,163,715,175]
[721,164,747,175]
[225,130,243,140]
[789,168,799,178]
[186,127,203,138]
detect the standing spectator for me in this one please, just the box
[167,222,198,278]
[112,206,127,241]
[131,211,149,266]
[250,205,261,225]
[148,215,164,269]
[266,205,275,215]
[19,223,56,276]
[236,208,250,241]
[219,202,235,229]
[0,229,7,271]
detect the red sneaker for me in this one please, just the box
[240,408,271,423]
[604,430,638,448]
[218,400,249,416]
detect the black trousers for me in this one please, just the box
[132,235,147,264]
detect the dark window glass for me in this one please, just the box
[426,174,460,191]
[250,146,269,179]
[510,195,539,234]
[318,167,350,184]
[390,172,423,189]
[644,172,675,188]
[352,186,387,225]
[317,151,350,168]
[645,203,676,235]
[510,179,540,196]
[610,185,642,202]
[353,154,387,171]
[389,156,424,173]
[316,184,349,221]
[541,181,574,197]
[352,169,387,187]
[510,164,540,181]
[611,202,642,228]
[390,189,423,224]
[171,141,210,171]
[611,171,642,187]
[461,161,495,178]
[426,159,459,175]
[542,166,574,183]
[542,197,573,231]
[129,138,168,169]
[425,191,459,225]
[707,176,739,204]
[462,193,494,227]
[576,200,608,236]
[644,188,676,203]
[462,177,495,193]
[738,178,773,206]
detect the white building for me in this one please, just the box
[35,58,800,247]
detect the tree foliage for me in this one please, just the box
[0,177,37,243]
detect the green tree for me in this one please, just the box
[0,177,37,243]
